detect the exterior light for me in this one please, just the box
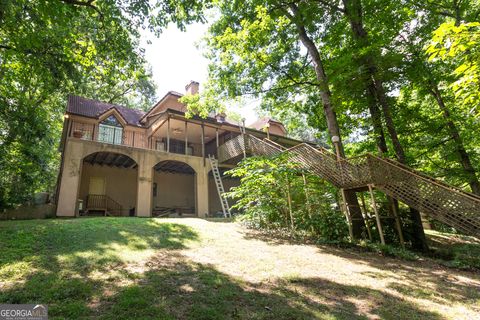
[64,114,69,119]
[331,135,340,143]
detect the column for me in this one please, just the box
[196,165,209,217]
[136,154,153,217]
[56,141,84,217]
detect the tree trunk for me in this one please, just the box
[366,82,389,155]
[288,3,366,239]
[341,0,428,250]
[429,85,480,195]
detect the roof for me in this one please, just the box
[66,95,310,144]
[248,117,286,132]
[67,95,146,127]
[139,91,184,123]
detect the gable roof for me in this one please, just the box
[139,91,184,123]
[248,117,286,133]
[67,95,146,127]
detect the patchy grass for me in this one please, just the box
[426,230,480,270]
[0,218,479,319]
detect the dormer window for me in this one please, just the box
[98,115,123,145]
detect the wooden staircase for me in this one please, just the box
[85,194,123,216]
[219,134,480,237]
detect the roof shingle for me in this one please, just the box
[67,95,146,127]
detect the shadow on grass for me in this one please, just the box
[0,218,446,319]
[93,252,445,320]
[239,228,480,309]
[0,217,199,317]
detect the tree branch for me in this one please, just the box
[312,0,346,13]
[58,0,103,18]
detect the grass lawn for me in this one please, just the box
[0,218,479,319]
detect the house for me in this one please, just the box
[56,81,306,217]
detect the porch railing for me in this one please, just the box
[70,121,147,149]
[70,119,237,160]
[86,194,123,216]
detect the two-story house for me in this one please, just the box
[55,81,305,217]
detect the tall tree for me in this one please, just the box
[313,0,429,250]
[203,1,367,238]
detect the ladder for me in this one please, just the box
[208,154,232,218]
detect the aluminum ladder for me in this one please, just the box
[208,154,231,217]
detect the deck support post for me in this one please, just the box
[340,188,354,240]
[360,192,373,241]
[216,128,219,158]
[302,174,315,233]
[166,116,170,153]
[201,123,205,165]
[368,184,385,245]
[391,200,405,248]
[185,121,188,155]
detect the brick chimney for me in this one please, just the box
[185,81,199,95]
[215,112,227,123]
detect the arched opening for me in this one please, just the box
[153,160,196,217]
[79,152,138,216]
[208,167,240,216]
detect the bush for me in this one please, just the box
[226,154,349,242]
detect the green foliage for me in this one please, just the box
[178,84,226,118]
[427,22,480,116]
[226,154,349,241]
[202,0,480,205]
[0,0,210,209]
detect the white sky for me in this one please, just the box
[142,23,258,123]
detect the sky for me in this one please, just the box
[141,23,259,123]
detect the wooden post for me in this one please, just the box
[360,192,373,241]
[391,200,405,248]
[166,116,170,153]
[341,188,354,240]
[132,131,136,147]
[216,128,219,158]
[92,123,96,141]
[286,177,294,230]
[185,121,188,155]
[302,174,315,233]
[201,123,205,165]
[368,184,385,245]
[241,119,247,159]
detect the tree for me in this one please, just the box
[226,154,349,241]
[203,1,367,238]
[428,22,480,118]
[0,0,211,209]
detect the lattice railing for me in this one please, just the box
[248,135,283,157]
[240,134,480,237]
[218,135,248,163]
[367,155,480,235]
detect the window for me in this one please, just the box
[98,115,123,145]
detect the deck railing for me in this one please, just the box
[86,194,123,216]
[70,121,147,149]
[70,120,202,156]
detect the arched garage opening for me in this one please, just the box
[153,160,196,217]
[208,168,240,216]
[79,152,138,216]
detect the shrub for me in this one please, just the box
[226,154,349,241]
